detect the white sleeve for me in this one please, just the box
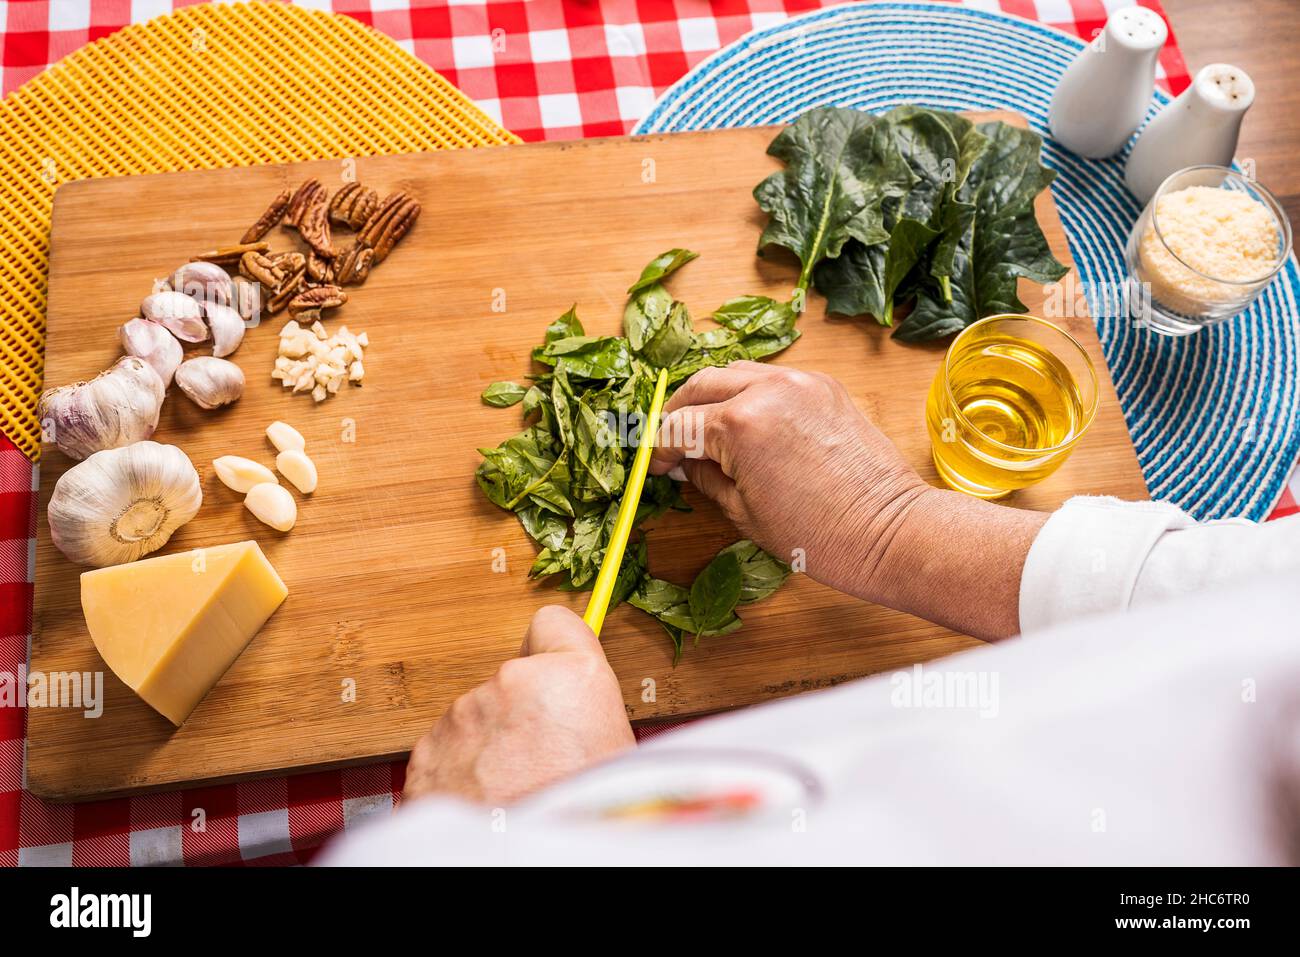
[1019,495,1300,632]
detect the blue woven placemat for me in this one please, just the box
[634,1,1300,521]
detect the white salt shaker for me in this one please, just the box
[1048,7,1168,159]
[1124,63,1255,203]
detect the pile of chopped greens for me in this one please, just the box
[477,250,795,660]
[754,104,1067,341]
[477,104,1066,656]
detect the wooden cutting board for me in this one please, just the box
[28,114,1147,800]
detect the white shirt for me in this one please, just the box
[320,497,1300,865]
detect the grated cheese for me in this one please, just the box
[1138,186,1280,309]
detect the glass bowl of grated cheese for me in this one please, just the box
[1125,165,1291,336]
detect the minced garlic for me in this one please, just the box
[1138,186,1279,311]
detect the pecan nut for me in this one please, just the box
[297,192,334,258]
[359,192,421,264]
[287,284,347,322]
[306,249,335,284]
[328,182,379,230]
[285,179,326,227]
[241,187,293,244]
[195,241,270,266]
[239,250,289,290]
[266,265,306,315]
[334,243,374,285]
[271,250,307,276]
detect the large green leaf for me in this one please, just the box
[753,107,913,291]
[895,122,1067,341]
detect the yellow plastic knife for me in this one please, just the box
[582,367,670,637]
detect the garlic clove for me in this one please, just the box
[38,356,165,461]
[119,317,182,388]
[230,275,263,325]
[141,291,208,343]
[48,440,202,566]
[213,455,278,493]
[203,302,246,358]
[275,449,317,494]
[175,356,244,410]
[266,420,305,453]
[171,261,232,308]
[244,482,296,532]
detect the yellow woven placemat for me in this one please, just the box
[0,0,518,462]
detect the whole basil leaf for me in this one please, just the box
[545,304,584,344]
[518,505,567,551]
[753,107,914,291]
[624,285,672,352]
[639,300,693,369]
[667,341,751,385]
[536,335,635,380]
[719,540,792,603]
[481,381,527,407]
[741,329,801,361]
[712,296,798,338]
[627,248,698,295]
[570,401,625,502]
[688,550,743,637]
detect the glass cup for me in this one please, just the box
[925,314,1099,499]
[1125,165,1291,336]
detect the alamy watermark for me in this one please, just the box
[1,666,103,718]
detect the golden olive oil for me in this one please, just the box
[926,325,1092,498]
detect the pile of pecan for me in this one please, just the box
[191,178,420,324]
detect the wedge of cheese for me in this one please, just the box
[81,541,288,725]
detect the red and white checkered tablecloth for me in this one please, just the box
[0,0,1290,867]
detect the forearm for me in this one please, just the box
[850,487,1048,641]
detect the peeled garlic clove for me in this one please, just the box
[141,291,207,343]
[203,302,246,357]
[48,441,202,567]
[175,356,244,410]
[171,261,232,307]
[38,356,165,461]
[119,317,182,388]
[276,449,317,494]
[266,420,305,453]
[244,482,296,532]
[213,455,277,493]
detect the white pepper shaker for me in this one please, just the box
[1048,6,1168,159]
[1124,63,1255,203]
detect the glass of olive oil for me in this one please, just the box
[925,314,1098,499]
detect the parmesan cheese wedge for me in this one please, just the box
[80,541,288,725]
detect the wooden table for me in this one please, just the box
[1165,0,1300,226]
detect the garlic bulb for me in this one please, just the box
[48,441,202,567]
[175,356,244,409]
[38,356,165,461]
[171,261,231,307]
[202,302,246,357]
[119,317,182,387]
[141,291,207,342]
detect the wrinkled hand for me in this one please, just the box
[404,606,635,806]
[649,361,928,600]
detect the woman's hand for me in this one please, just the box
[404,607,634,806]
[650,362,1046,639]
